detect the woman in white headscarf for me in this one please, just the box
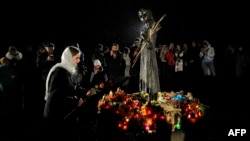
[42,46,87,141]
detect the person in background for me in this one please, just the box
[37,42,59,82]
[186,41,201,84]
[89,59,108,87]
[159,44,168,90]
[5,46,23,62]
[78,59,108,141]
[235,46,250,80]
[104,43,125,90]
[199,40,216,77]
[0,57,15,117]
[92,43,106,70]
[129,38,141,93]
[123,47,131,77]
[5,46,24,115]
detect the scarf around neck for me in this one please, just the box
[44,47,79,101]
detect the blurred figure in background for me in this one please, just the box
[199,40,216,77]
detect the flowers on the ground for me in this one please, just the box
[97,88,207,133]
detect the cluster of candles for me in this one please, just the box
[97,88,167,133]
[97,88,206,133]
[183,102,206,123]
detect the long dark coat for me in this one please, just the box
[43,67,80,141]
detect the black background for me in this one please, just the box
[1,0,249,50]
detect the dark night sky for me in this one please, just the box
[1,0,249,51]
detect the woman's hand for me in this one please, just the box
[86,90,91,96]
[77,98,84,107]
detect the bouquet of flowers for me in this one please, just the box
[89,82,105,95]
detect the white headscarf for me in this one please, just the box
[93,59,102,66]
[44,46,80,101]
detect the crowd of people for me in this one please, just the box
[0,38,249,141]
